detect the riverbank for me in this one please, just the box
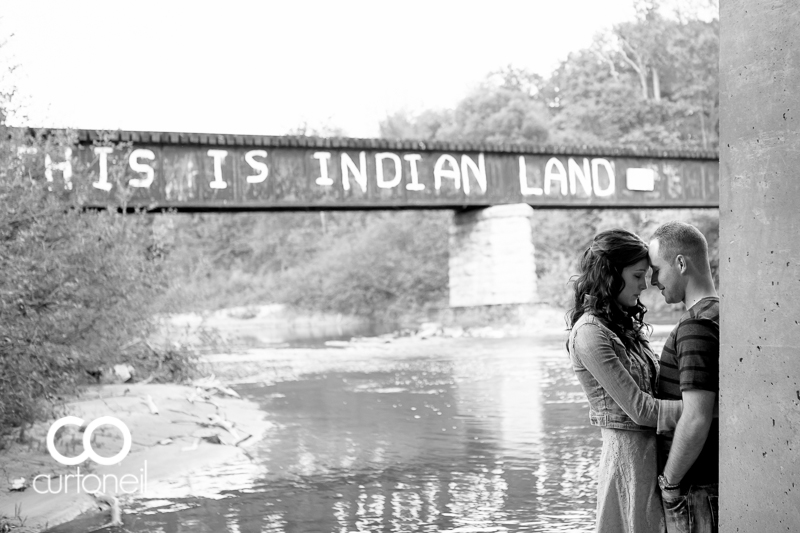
[0,382,273,532]
[155,302,573,349]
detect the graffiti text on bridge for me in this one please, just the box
[25,130,720,210]
[81,148,618,197]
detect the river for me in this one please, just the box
[48,330,668,532]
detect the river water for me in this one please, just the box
[52,332,667,533]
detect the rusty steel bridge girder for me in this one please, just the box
[25,129,719,211]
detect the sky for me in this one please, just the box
[3,0,643,138]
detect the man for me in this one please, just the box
[649,221,719,533]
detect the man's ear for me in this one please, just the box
[675,254,688,274]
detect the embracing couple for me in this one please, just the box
[567,222,719,533]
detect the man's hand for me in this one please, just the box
[663,389,716,484]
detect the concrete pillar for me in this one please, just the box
[448,203,537,307]
[720,2,800,530]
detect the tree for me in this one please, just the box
[0,71,187,435]
[379,79,550,145]
[545,7,718,150]
[379,109,452,142]
[274,211,450,318]
[436,84,550,144]
[286,119,347,138]
[545,47,647,146]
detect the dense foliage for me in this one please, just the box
[164,210,451,320]
[382,6,718,150]
[0,124,190,436]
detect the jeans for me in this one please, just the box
[662,483,719,533]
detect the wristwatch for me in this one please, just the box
[658,474,680,491]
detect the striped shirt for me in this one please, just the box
[657,296,719,485]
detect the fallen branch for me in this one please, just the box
[207,414,240,440]
[187,387,220,408]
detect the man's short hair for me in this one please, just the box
[651,221,709,266]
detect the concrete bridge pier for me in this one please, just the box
[720,2,800,530]
[448,203,537,308]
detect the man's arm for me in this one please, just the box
[662,389,716,484]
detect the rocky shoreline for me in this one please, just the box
[0,382,272,532]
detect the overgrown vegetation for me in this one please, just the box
[162,210,451,321]
[0,124,193,438]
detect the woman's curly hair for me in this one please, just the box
[566,228,650,349]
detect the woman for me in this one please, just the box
[567,229,681,533]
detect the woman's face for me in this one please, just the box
[616,258,649,308]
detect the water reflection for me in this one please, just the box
[48,337,602,533]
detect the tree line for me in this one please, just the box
[380,3,717,150]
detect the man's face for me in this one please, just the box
[648,239,684,305]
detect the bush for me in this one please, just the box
[162,210,451,323]
[274,210,450,320]
[0,124,183,437]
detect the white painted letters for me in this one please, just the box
[314,152,333,186]
[245,150,268,184]
[591,158,615,196]
[206,149,228,189]
[568,157,592,195]
[128,149,155,188]
[341,151,367,192]
[37,145,637,203]
[461,154,486,195]
[544,157,568,195]
[93,147,113,191]
[518,156,543,196]
[375,152,402,189]
[404,154,424,191]
[45,148,73,191]
[527,156,617,197]
[434,154,460,191]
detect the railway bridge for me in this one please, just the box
[29,129,719,308]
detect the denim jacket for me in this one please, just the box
[568,310,681,432]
